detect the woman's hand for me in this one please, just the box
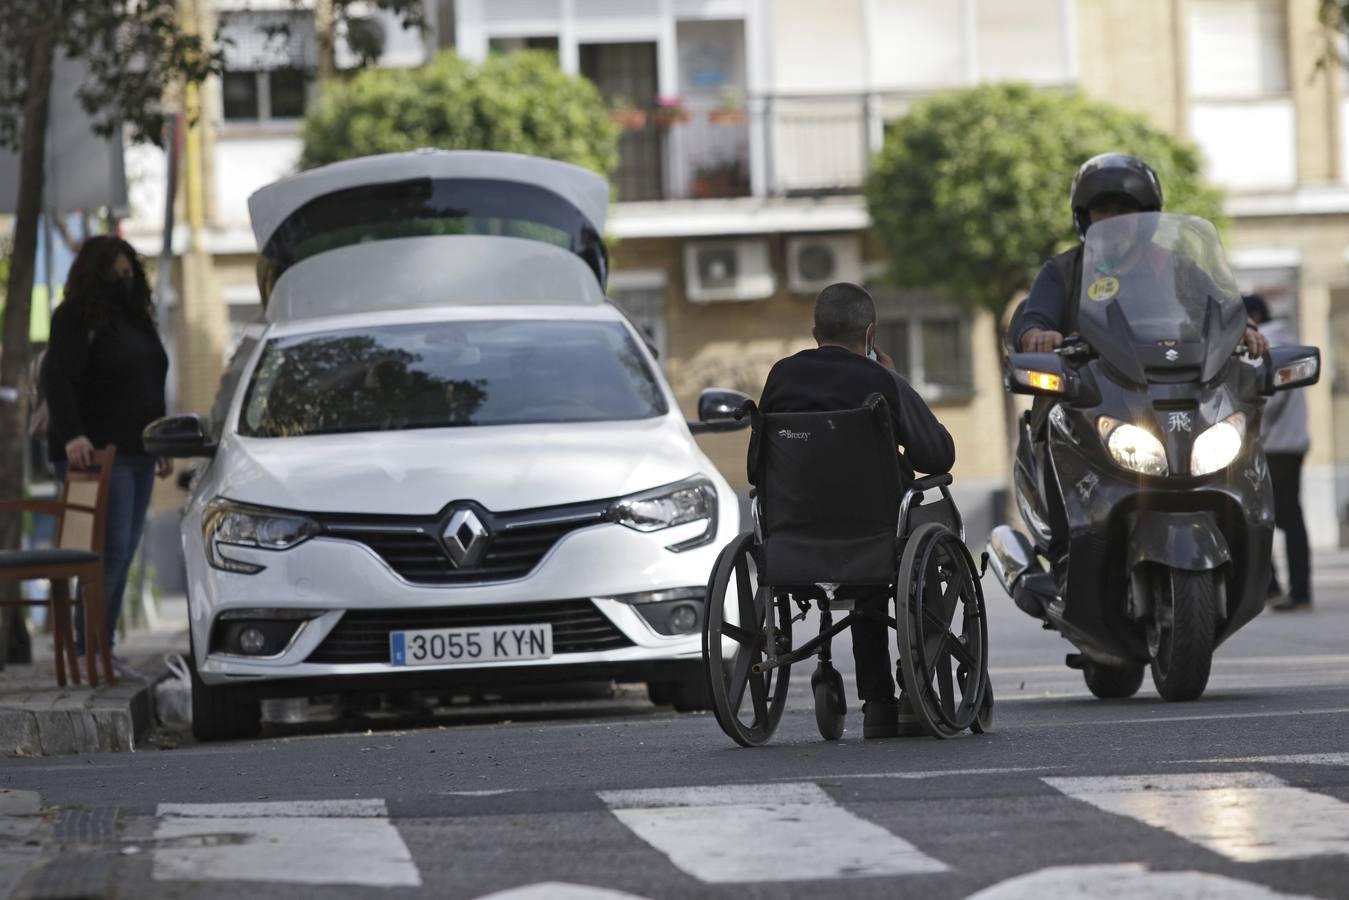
[65,436,95,469]
[156,457,173,479]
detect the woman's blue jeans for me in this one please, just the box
[55,456,156,652]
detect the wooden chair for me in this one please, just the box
[0,447,116,687]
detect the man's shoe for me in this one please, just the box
[895,693,926,737]
[862,698,899,739]
[111,655,151,683]
[1270,598,1313,613]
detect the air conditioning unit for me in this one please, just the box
[684,240,775,303]
[786,234,863,295]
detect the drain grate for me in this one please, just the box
[13,853,117,900]
[53,807,119,844]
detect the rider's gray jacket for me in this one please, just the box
[1259,318,1310,455]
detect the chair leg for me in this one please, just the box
[79,579,100,688]
[59,582,82,687]
[49,580,69,688]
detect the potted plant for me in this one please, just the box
[709,88,747,126]
[609,95,647,130]
[690,155,752,199]
[651,95,690,127]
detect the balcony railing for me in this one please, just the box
[610,92,924,203]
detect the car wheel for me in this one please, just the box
[648,676,713,712]
[188,639,262,742]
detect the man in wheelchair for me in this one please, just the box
[753,283,957,739]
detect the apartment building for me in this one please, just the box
[128,0,1349,546]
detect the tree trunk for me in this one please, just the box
[0,27,55,665]
[315,0,337,86]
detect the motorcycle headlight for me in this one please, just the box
[203,499,319,574]
[608,477,718,552]
[1190,412,1246,477]
[1098,417,1168,476]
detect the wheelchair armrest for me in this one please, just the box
[912,473,953,493]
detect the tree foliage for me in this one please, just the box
[865,83,1224,323]
[300,50,619,175]
[0,0,219,150]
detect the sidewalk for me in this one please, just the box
[0,596,188,757]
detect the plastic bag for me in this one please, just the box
[154,653,193,726]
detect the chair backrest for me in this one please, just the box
[58,447,116,554]
[752,395,901,586]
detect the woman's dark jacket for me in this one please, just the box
[43,296,168,462]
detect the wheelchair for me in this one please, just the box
[702,394,993,747]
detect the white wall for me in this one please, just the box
[1190,100,1297,191]
[213,137,303,228]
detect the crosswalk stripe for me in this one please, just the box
[599,782,948,883]
[966,863,1320,899]
[152,799,421,887]
[1045,772,1349,862]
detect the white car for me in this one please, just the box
[147,151,748,741]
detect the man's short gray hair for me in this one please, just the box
[814,282,877,346]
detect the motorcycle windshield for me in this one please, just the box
[1076,213,1246,384]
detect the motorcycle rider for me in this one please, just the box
[1011,153,1269,587]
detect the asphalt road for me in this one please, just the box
[2,557,1348,899]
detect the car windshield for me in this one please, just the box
[239,319,668,437]
[1076,212,1246,381]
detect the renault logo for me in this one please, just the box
[442,509,488,567]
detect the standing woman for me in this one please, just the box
[43,236,171,670]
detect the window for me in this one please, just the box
[488,36,560,56]
[240,320,668,437]
[609,284,667,361]
[871,287,973,401]
[1188,0,1289,99]
[219,11,315,123]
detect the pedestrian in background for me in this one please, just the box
[1245,293,1312,612]
[42,236,173,672]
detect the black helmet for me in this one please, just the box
[1070,153,1164,238]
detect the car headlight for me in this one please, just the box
[1190,412,1246,477]
[1098,417,1168,476]
[203,498,319,574]
[608,477,718,552]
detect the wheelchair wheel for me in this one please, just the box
[811,664,846,741]
[896,522,989,739]
[702,532,792,747]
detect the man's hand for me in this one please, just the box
[64,436,95,469]
[156,457,174,479]
[1242,323,1270,359]
[1021,328,1064,353]
[872,346,897,372]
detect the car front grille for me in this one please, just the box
[312,499,611,585]
[305,599,634,664]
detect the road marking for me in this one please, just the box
[1018,706,1349,728]
[966,863,1318,899]
[473,884,650,900]
[599,782,947,883]
[1045,772,1349,862]
[1170,753,1349,768]
[152,799,420,887]
[769,766,1060,782]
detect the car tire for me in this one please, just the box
[648,675,713,712]
[189,647,263,743]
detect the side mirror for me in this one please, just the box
[143,414,217,458]
[688,387,753,434]
[1005,352,1078,399]
[1263,345,1320,395]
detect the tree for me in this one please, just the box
[300,50,619,175]
[865,83,1224,509]
[0,1,219,660]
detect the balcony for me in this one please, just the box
[611,93,919,204]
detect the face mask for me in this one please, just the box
[106,274,137,307]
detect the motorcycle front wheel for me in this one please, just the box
[1147,567,1217,702]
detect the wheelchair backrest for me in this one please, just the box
[752,395,902,586]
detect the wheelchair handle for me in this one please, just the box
[912,473,953,492]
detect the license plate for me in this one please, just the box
[389,624,553,667]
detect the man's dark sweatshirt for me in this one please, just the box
[754,345,955,483]
[44,300,168,462]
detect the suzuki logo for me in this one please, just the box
[1164,348,1180,362]
[442,509,489,567]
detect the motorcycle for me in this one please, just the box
[987,213,1320,702]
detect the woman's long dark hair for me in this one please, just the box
[61,235,155,332]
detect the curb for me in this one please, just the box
[0,661,170,758]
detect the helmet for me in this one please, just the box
[1070,153,1163,238]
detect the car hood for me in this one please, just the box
[214,417,706,515]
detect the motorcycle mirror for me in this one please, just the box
[1262,345,1320,395]
[1005,352,1078,399]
